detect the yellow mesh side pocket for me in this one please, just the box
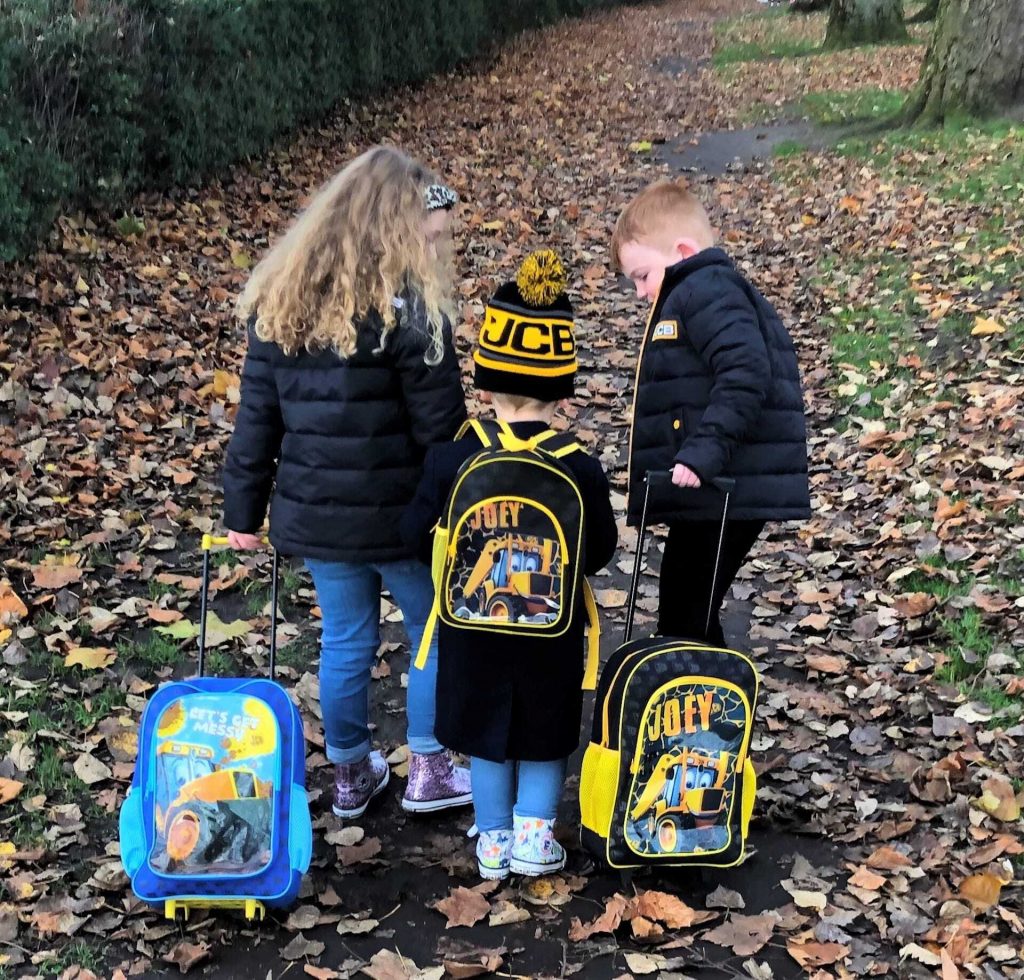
[579,742,621,837]
[741,756,757,837]
[430,526,449,587]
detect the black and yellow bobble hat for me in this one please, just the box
[473,249,577,402]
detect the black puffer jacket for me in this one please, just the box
[223,297,467,561]
[628,249,810,523]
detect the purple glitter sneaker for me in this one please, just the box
[400,750,472,813]
[333,750,389,819]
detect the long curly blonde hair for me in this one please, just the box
[237,145,455,362]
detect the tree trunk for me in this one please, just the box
[903,0,1024,124]
[824,0,907,47]
[908,0,940,21]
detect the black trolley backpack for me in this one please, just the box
[579,472,759,870]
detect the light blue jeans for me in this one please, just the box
[306,558,443,764]
[471,756,568,832]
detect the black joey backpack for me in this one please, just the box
[579,472,759,871]
[415,419,601,689]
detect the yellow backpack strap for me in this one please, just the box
[532,430,584,459]
[548,440,584,459]
[414,591,440,670]
[582,580,601,690]
[456,418,496,448]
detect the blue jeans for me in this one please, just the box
[471,757,568,832]
[306,558,443,764]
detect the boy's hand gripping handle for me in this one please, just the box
[199,534,278,679]
[623,472,735,645]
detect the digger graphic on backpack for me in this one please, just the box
[454,532,561,623]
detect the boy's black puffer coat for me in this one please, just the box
[223,298,467,561]
[627,249,810,524]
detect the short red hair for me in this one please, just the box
[611,178,714,270]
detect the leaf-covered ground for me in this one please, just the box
[1,0,1022,977]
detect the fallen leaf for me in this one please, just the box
[64,647,117,670]
[325,826,365,847]
[787,939,849,968]
[281,934,325,961]
[361,949,418,980]
[900,943,942,966]
[433,886,490,928]
[847,866,886,891]
[632,890,710,928]
[0,779,23,805]
[304,968,339,980]
[0,582,29,622]
[285,905,321,931]
[971,315,1004,336]
[959,872,1003,911]
[31,562,83,590]
[623,951,664,975]
[972,776,1021,822]
[866,846,913,870]
[338,836,382,866]
[706,885,745,910]
[568,893,629,940]
[442,950,504,979]
[488,901,530,926]
[594,588,627,608]
[336,916,378,935]
[805,652,844,673]
[162,941,210,974]
[73,754,112,785]
[155,611,250,647]
[702,914,776,956]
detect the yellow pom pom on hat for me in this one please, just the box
[474,249,577,401]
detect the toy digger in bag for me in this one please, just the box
[120,537,312,919]
[579,473,759,870]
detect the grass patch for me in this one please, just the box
[38,940,103,977]
[202,648,236,675]
[276,633,318,671]
[713,8,821,65]
[837,120,1024,212]
[68,687,126,730]
[773,139,807,158]
[117,633,182,672]
[714,38,820,66]
[802,88,906,126]
[934,609,997,684]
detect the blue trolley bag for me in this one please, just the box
[119,536,312,921]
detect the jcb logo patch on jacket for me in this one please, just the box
[652,319,678,341]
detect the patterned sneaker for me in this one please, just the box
[476,829,513,880]
[510,815,566,876]
[401,750,473,813]
[332,750,389,819]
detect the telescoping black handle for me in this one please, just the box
[198,535,278,680]
[643,471,736,495]
[623,471,734,645]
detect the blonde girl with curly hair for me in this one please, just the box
[223,145,472,820]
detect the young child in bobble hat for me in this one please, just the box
[402,250,618,879]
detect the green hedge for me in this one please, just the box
[0,0,626,259]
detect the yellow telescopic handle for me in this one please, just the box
[201,534,270,551]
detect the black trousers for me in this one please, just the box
[657,519,766,647]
